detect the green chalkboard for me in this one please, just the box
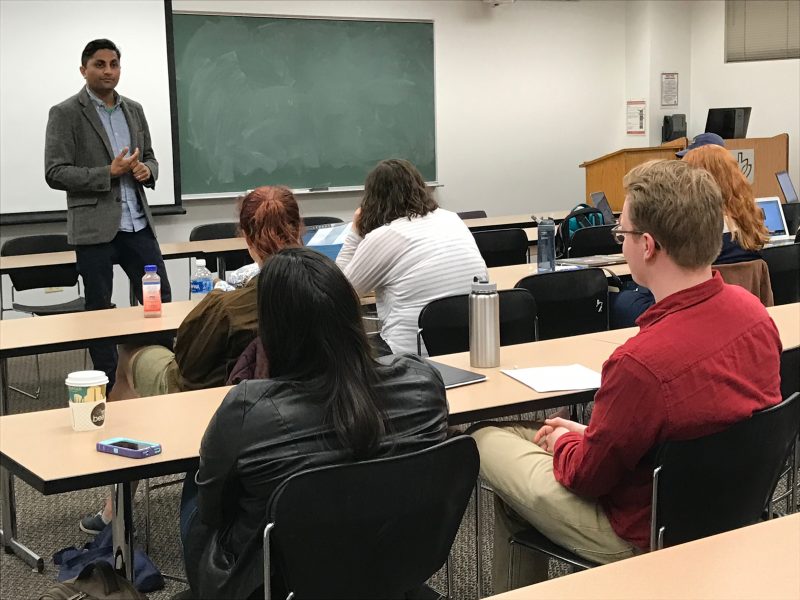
[172,14,436,195]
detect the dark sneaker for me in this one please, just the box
[79,511,110,535]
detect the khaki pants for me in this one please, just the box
[471,422,640,593]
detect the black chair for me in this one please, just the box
[189,222,249,276]
[773,348,800,514]
[457,210,488,220]
[473,229,529,267]
[1,235,87,398]
[303,216,344,227]
[507,391,800,585]
[417,289,538,356]
[761,243,800,305]
[566,225,619,258]
[263,436,480,600]
[515,269,608,340]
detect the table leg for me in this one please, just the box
[0,358,44,571]
[112,481,136,582]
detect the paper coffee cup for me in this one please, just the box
[65,370,108,432]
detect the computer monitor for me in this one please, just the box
[776,171,799,204]
[704,107,751,139]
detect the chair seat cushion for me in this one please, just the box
[512,526,599,571]
[13,297,86,316]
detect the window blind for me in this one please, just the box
[726,0,800,62]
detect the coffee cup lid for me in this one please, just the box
[65,370,109,387]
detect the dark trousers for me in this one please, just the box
[75,227,172,389]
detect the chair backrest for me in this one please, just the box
[714,259,774,307]
[650,392,800,550]
[761,243,800,305]
[265,436,480,600]
[472,228,529,267]
[0,235,79,291]
[418,289,538,356]
[303,216,344,227]
[457,210,488,220]
[781,202,800,238]
[780,347,800,401]
[515,269,609,340]
[566,224,619,258]
[188,222,249,274]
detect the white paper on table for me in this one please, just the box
[501,364,602,393]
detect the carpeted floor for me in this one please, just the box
[1,351,795,600]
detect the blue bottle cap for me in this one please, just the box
[144,265,157,273]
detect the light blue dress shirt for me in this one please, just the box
[85,86,148,232]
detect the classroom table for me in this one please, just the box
[0,300,196,571]
[488,261,632,290]
[485,514,800,600]
[462,211,570,233]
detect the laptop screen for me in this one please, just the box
[755,198,789,236]
[776,171,799,204]
[590,191,616,224]
[302,222,351,261]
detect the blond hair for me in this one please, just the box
[623,160,723,268]
[682,145,769,251]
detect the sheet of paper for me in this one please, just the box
[501,364,601,393]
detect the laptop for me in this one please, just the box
[776,171,799,204]
[589,191,617,224]
[302,222,351,261]
[755,197,795,243]
[425,360,487,389]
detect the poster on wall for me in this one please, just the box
[626,100,646,135]
[661,73,679,106]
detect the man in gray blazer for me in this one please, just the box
[45,38,172,394]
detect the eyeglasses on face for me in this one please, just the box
[610,225,645,244]
[611,225,662,249]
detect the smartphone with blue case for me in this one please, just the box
[97,437,162,459]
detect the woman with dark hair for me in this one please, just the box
[180,247,449,598]
[337,158,487,354]
[79,186,303,535]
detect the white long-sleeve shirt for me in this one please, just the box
[337,208,488,354]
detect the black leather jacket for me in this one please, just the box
[186,353,449,599]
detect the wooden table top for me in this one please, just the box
[462,211,571,232]
[487,514,800,600]
[0,300,196,358]
[488,262,632,290]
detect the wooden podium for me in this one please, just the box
[580,133,789,211]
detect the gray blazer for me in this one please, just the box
[45,88,159,245]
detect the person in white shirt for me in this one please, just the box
[337,159,487,354]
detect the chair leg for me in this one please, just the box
[143,479,151,554]
[9,354,41,400]
[474,482,482,599]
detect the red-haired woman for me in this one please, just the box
[78,186,302,535]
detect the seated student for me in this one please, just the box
[180,247,449,598]
[471,159,782,593]
[336,158,487,355]
[683,143,769,264]
[79,186,302,535]
[611,142,770,326]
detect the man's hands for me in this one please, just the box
[110,146,150,182]
[533,417,587,454]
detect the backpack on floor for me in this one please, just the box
[556,203,606,258]
[39,561,148,600]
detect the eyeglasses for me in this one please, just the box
[611,225,645,244]
[611,225,662,249]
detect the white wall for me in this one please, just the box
[690,1,800,187]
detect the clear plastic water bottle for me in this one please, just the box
[469,277,500,368]
[142,265,161,318]
[537,218,556,273]
[190,258,214,302]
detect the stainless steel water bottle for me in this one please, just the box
[537,218,556,272]
[469,277,500,368]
